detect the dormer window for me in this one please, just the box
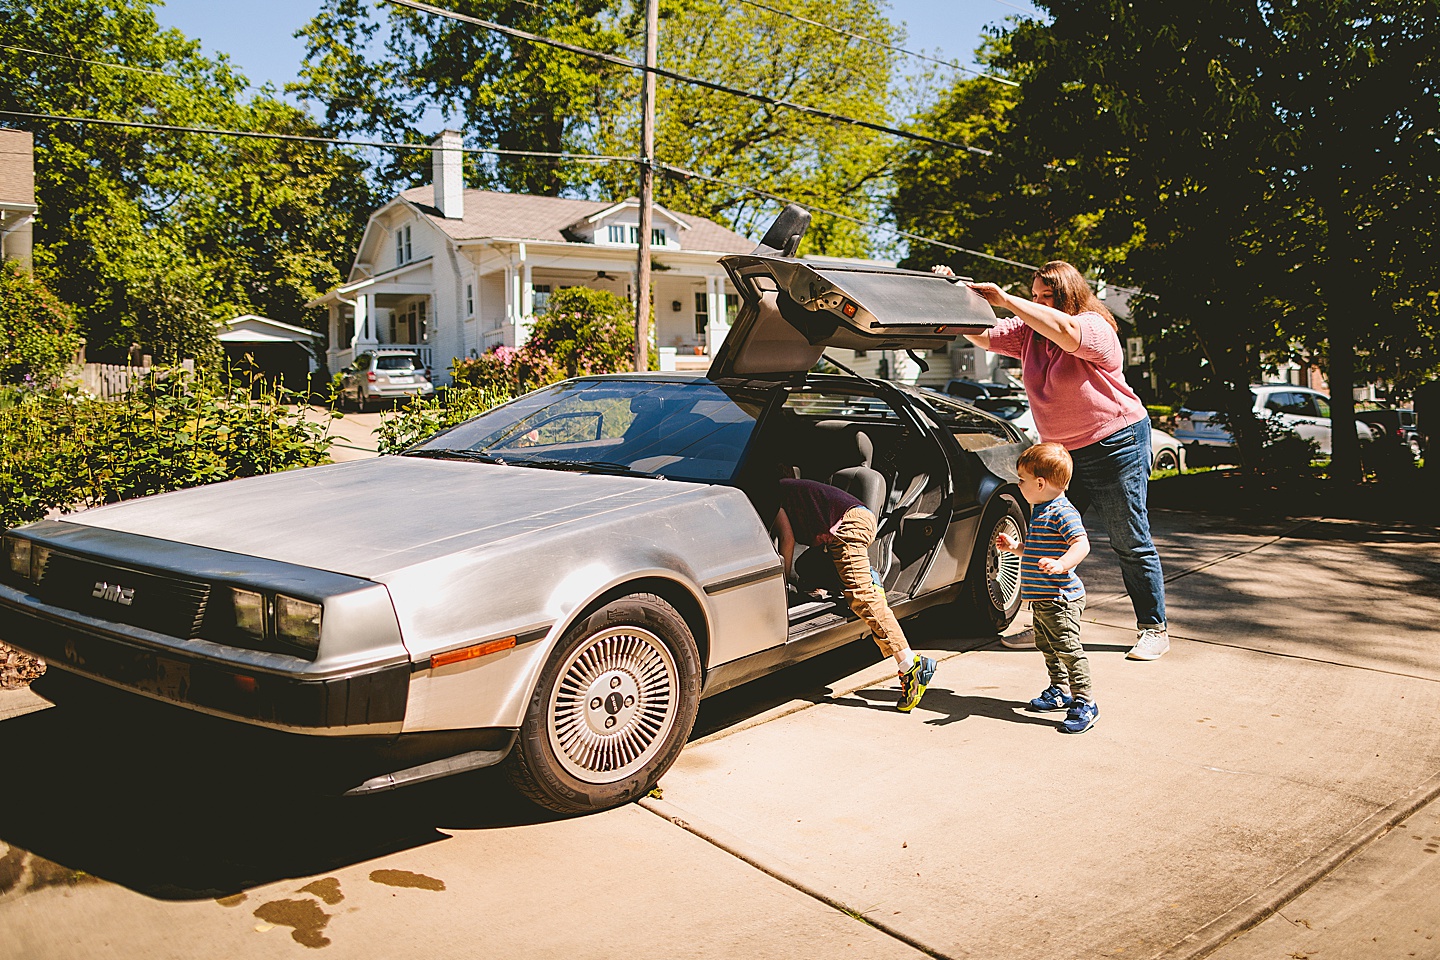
[605,224,668,246]
[395,224,412,265]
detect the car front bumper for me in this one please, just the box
[0,581,409,734]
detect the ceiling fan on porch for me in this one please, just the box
[593,270,615,281]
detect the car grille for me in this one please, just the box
[36,551,211,640]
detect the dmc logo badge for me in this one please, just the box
[92,581,135,606]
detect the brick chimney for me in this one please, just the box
[431,130,464,220]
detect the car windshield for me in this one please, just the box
[407,378,768,482]
[376,355,420,371]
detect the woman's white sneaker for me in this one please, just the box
[1127,627,1170,661]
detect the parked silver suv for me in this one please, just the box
[338,349,434,412]
[1175,384,1374,464]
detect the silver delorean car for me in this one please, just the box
[0,207,1029,814]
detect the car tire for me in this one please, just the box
[1153,448,1181,473]
[951,492,1026,634]
[506,593,702,815]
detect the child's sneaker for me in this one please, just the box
[1061,699,1099,734]
[1028,685,1073,712]
[897,655,937,712]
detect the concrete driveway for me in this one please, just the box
[0,508,1436,959]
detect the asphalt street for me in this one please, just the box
[1,426,1436,959]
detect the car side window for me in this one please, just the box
[1311,395,1330,418]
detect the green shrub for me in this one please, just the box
[0,368,333,531]
[0,262,82,386]
[375,384,514,454]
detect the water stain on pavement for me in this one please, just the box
[300,877,345,905]
[370,868,445,891]
[254,897,333,948]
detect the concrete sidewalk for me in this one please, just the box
[644,510,1440,959]
[1,510,1436,959]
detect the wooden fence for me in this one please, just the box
[78,360,194,401]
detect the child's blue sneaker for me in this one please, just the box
[1061,699,1099,734]
[1028,685,1073,712]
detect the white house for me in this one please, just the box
[308,131,757,383]
[0,127,36,267]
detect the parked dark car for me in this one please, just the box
[0,206,1032,814]
[1357,408,1422,464]
[942,378,1018,401]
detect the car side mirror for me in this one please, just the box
[752,204,811,258]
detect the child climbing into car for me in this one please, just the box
[996,443,1099,734]
[772,470,937,712]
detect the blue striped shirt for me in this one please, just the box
[1021,496,1086,602]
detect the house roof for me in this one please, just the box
[397,186,755,254]
[217,314,324,343]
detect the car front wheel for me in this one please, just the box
[507,593,701,814]
[1153,448,1181,473]
[952,493,1026,634]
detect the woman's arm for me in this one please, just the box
[773,507,796,580]
[967,283,1083,353]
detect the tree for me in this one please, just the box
[991,0,1440,481]
[588,0,904,257]
[293,0,630,196]
[890,39,1135,286]
[0,261,81,384]
[1,0,374,358]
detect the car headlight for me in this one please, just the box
[2,536,48,584]
[275,594,322,654]
[231,588,268,639]
[4,536,31,580]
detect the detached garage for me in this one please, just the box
[217,315,324,395]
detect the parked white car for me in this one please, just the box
[965,395,1184,473]
[1175,384,1374,464]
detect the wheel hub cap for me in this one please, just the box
[548,627,677,784]
[987,516,1023,610]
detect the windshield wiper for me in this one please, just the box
[403,448,508,465]
[508,458,657,478]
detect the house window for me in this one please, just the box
[395,224,412,265]
[694,291,709,335]
[466,283,475,318]
[652,227,666,246]
[724,293,739,324]
[607,224,630,244]
[532,284,552,314]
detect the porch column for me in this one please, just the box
[707,275,729,356]
[518,258,534,347]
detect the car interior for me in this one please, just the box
[735,383,955,640]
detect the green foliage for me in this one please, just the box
[590,0,903,257]
[0,262,81,384]
[0,369,333,531]
[1,0,373,359]
[986,0,1440,481]
[524,287,635,380]
[295,0,628,196]
[892,38,1135,285]
[375,386,513,455]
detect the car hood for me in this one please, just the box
[65,457,706,578]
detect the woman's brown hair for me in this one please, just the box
[1034,261,1117,332]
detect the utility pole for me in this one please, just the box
[634,0,659,372]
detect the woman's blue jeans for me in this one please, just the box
[1065,419,1167,628]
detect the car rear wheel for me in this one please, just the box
[951,493,1026,634]
[506,593,701,815]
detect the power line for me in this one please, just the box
[382,0,992,157]
[730,0,1018,88]
[0,42,174,78]
[0,109,637,163]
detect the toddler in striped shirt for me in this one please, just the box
[996,443,1098,734]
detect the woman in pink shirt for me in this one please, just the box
[948,260,1169,662]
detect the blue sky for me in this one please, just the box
[152,0,1041,100]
